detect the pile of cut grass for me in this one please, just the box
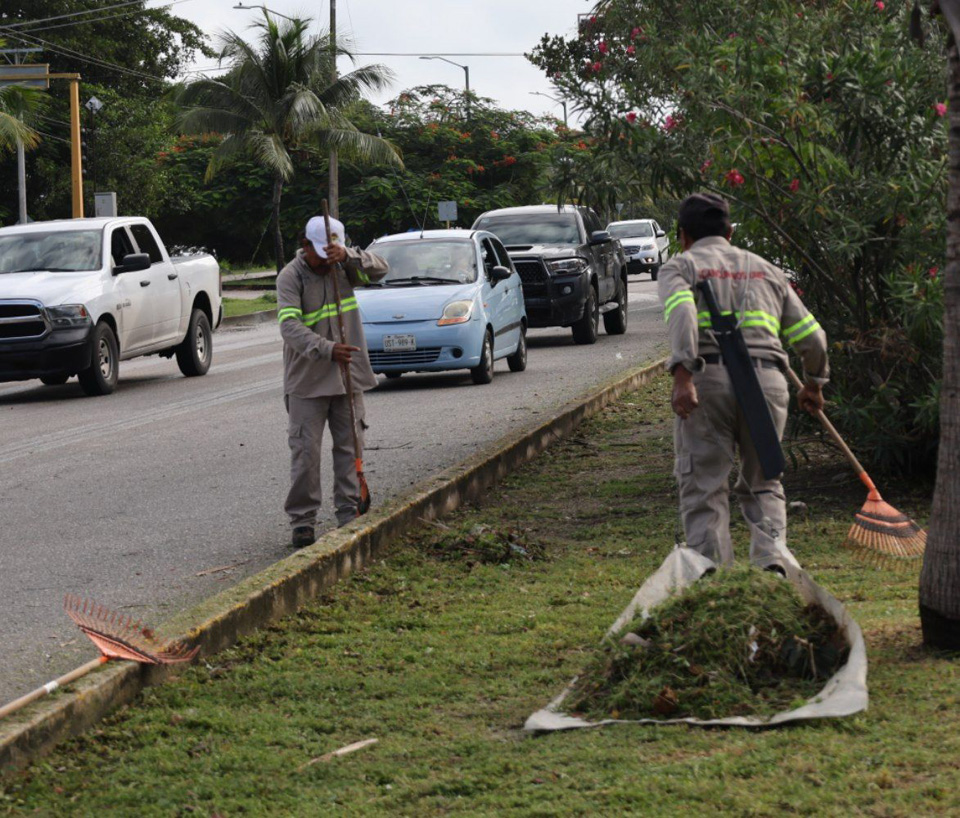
[415,522,546,566]
[567,565,848,721]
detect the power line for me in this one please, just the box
[0,0,191,30]
[24,0,195,35]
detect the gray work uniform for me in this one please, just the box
[658,236,828,569]
[276,247,388,528]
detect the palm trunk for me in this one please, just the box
[273,172,285,272]
[919,32,960,649]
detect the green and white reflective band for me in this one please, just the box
[663,289,695,321]
[278,307,303,324]
[355,270,371,285]
[783,314,821,345]
[302,297,360,327]
[697,310,780,336]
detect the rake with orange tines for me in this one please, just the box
[0,596,198,719]
[786,368,926,563]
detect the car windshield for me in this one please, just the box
[473,214,580,246]
[0,230,103,273]
[368,240,478,286]
[607,222,655,239]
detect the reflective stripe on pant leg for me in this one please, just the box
[284,394,330,528]
[328,392,361,523]
[676,365,738,565]
[734,367,791,568]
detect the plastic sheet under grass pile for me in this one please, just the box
[567,565,849,721]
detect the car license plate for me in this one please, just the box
[383,334,416,352]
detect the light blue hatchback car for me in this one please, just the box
[356,230,527,384]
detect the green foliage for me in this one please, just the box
[531,0,949,473]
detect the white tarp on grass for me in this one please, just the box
[524,546,868,731]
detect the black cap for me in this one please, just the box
[677,193,731,241]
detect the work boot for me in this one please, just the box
[291,526,315,549]
[764,564,787,578]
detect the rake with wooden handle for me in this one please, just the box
[322,199,371,517]
[0,596,198,720]
[786,366,926,561]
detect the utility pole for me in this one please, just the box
[328,0,339,218]
[2,47,43,224]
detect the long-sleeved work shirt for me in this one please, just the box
[277,247,389,398]
[657,236,829,385]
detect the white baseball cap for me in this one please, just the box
[305,215,345,259]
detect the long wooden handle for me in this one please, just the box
[0,656,107,720]
[322,200,362,461]
[785,366,865,477]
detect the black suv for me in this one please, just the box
[471,205,628,345]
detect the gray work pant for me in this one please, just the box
[285,392,366,529]
[673,363,791,570]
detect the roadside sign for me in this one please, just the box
[95,192,117,217]
[437,201,458,223]
[616,202,625,215]
[0,64,50,89]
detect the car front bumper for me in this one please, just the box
[363,318,485,374]
[623,248,660,273]
[0,325,94,382]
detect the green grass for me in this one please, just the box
[222,293,277,318]
[2,375,955,817]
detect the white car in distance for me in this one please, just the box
[606,218,670,280]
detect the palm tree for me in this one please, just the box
[174,12,401,269]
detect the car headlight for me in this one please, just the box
[45,304,91,329]
[438,300,475,326]
[640,242,655,250]
[546,258,589,275]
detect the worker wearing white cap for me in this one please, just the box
[276,215,389,548]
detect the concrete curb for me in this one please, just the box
[221,308,278,328]
[0,358,666,776]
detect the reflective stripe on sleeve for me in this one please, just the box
[663,290,695,321]
[783,314,821,345]
[278,307,303,324]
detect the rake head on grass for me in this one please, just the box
[843,480,926,566]
[64,595,199,665]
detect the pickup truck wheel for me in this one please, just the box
[470,330,494,385]
[651,257,661,282]
[603,277,629,336]
[40,373,69,386]
[507,327,527,372]
[78,322,119,396]
[176,309,213,377]
[571,285,599,345]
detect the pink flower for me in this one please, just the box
[598,41,609,55]
[591,61,603,73]
[826,73,833,81]
[725,168,745,187]
[929,266,939,278]
[625,111,638,124]
[875,1,884,9]
[626,45,636,56]
[590,15,597,23]
[934,102,948,117]
[789,178,800,193]
[664,114,679,131]
[728,32,738,39]
[700,159,713,174]
[631,26,643,39]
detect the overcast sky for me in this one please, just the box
[176,0,595,124]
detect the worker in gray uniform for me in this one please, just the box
[277,215,388,549]
[658,193,829,572]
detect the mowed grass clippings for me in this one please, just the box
[567,566,848,722]
[3,375,958,817]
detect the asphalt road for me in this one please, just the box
[0,278,666,705]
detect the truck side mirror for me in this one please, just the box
[656,229,666,238]
[589,230,612,245]
[114,253,151,274]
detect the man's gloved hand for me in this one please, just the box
[797,382,824,416]
[671,366,699,419]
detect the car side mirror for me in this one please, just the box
[589,230,612,245]
[656,229,666,238]
[114,253,151,274]
[490,265,512,285]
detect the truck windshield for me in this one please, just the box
[473,214,580,246]
[0,230,103,273]
[608,223,654,239]
[368,240,477,286]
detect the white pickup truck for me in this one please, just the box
[0,217,222,395]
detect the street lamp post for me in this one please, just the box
[420,56,470,121]
[530,91,567,127]
[232,3,298,21]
